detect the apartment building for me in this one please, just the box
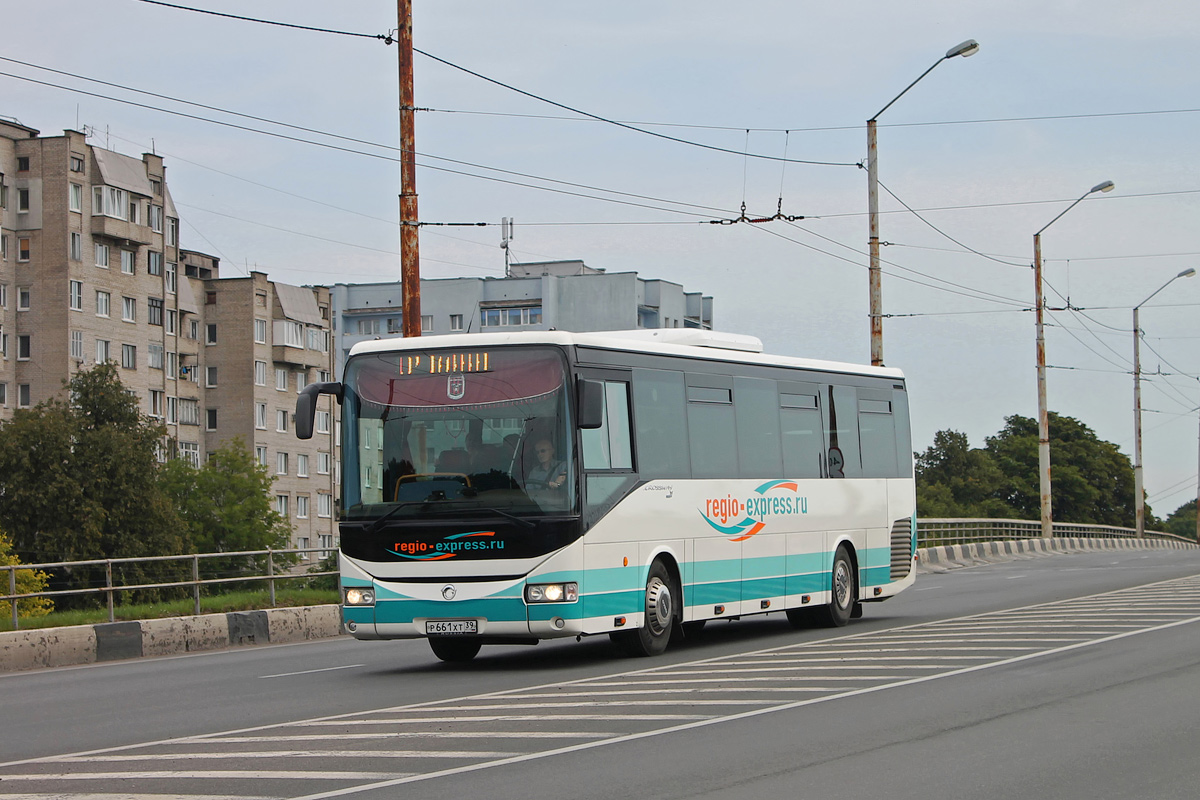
[330,259,714,376]
[0,119,335,554]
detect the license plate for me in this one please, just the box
[426,619,478,636]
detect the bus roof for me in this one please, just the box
[347,329,906,381]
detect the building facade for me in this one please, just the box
[329,259,713,376]
[0,119,335,555]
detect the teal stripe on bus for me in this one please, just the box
[374,597,527,625]
[582,590,644,618]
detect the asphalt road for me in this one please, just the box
[2,547,1199,799]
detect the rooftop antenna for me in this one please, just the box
[501,217,514,277]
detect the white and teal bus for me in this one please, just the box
[297,329,916,662]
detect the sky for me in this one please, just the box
[6,1,1200,517]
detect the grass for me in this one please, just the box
[0,587,340,633]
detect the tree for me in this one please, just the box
[0,363,184,565]
[1164,499,1197,541]
[916,413,1140,527]
[0,529,53,618]
[160,439,294,578]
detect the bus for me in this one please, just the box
[296,328,916,662]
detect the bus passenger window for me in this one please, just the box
[858,396,899,478]
[633,369,689,478]
[781,393,823,479]
[581,381,632,470]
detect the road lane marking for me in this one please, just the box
[286,613,1200,800]
[260,664,365,679]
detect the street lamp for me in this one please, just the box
[867,39,979,367]
[1033,180,1115,538]
[1133,267,1196,537]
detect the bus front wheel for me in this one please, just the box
[611,560,675,657]
[429,637,482,663]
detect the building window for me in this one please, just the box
[17,188,30,213]
[254,318,267,343]
[357,318,380,336]
[1,235,7,260]
[318,452,331,475]
[121,250,135,274]
[148,297,163,326]
[0,383,6,406]
[205,366,217,387]
[92,186,128,220]
[276,495,289,517]
[17,156,29,171]
[18,287,30,310]
[69,232,82,261]
[121,344,136,369]
[318,493,332,518]
[421,315,433,333]
[206,408,217,430]
[166,217,178,246]
[254,360,267,386]
[122,296,136,322]
[277,452,288,476]
[480,305,542,327]
[255,402,267,429]
[296,495,309,519]
[17,335,31,361]
[316,410,331,435]
[69,280,82,310]
[149,389,164,418]
[151,178,161,195]
[205,291,216,305]
[282,321,303,347]
[296,372,306,393]
[95,339,110,363]
[96,291,110,317]
[166,351,176,379]
[206,324,217,345]
[149,343,163,369]
[276,409,289,433]
[275,368,287,391]
[308,328,328,352]
[0,333,7,359]
[150,204,163,232]
[255,446,268,466]
[148,252,162,276]
[179,398,198,425]
[449,314,464,331]
[166,309,176,334]
[18,237,30,262]
[69,183,83,212]
[95,243,109,268]
[297,453,310,477]
[18,384,31,408]
[166,396,177,424]
[165,261,176,294]
[188,318,199,340]
[70,155,84,172]
[70,330,83,360]
[178,441,199,467]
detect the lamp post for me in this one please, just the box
[867,39,979,367]
[1133,267,1196,537]
[1033,180,1115,538]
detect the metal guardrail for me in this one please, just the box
[3,547,336,631]
[4,520,1194,629]
[916,518,1194,547]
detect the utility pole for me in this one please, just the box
[398,0,421,337]
[501,217,514,277]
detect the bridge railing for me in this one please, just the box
[2,547,336,631]
[917,518,1193,547]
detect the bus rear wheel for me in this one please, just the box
[429,637,482,663]
[813,545,856,628]
[611,560,675,657]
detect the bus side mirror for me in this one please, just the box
[296,381,343,440]
[577,378,604,430]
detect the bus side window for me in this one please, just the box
[632,369,690,478]
[686,375,736,479]
[734,377,783,478]
[826,385,862,478]
[780,386,823,479]
[580,381,632,470]
[858,392,899,478]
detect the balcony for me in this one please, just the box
[91,215,153,247]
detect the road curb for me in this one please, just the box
[916,536,1197,573]
[0,604,343,673]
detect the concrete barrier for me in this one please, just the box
[0,604,344,673]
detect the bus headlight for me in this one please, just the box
[525,582,578,603]
[345,587,375,606]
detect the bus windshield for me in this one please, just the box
[341,345,575,521]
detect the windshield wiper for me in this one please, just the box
[476,506,536,529]
[362,501,429,535]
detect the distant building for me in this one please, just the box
[329,259,713,376]
[0,119,335,555]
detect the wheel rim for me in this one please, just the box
[646,576,673,635]
[833,559,851,609]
